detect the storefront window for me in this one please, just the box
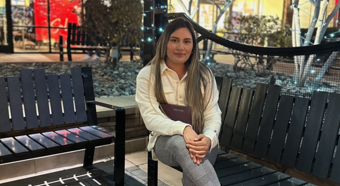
[9,0,83,52]
[0,0,8,45]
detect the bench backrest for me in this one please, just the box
[215,76,340,184]
[67,23,105,47]
[0,67,97,137]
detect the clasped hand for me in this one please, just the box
[183,126,211,165]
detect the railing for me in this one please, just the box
[164,13,340,56]
[153,13,340,97]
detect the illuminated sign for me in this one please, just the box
[34,0,82,42]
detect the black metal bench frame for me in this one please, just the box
[59,23,137,62]
[147,76,340,186]
[0,67,126,186]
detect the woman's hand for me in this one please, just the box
[183,126,198,162]
[186,134,211,165]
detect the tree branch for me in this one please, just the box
[304,0,320,46]
[188,0,193,14]
[208,0,221,12]
[309,0,316,6]
[320,0,340,37]
[177,0,190,15]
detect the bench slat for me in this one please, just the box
[313,93,340,179]
[7,77,25,130]
[79,126,112,138]
[76,27,81,45]
[15,135,45,151]
[281,98,309,168]
[67,128,100,141]
[330,137,340,184]
[216,162,261,178]
[81,31,86,46]
[266,177,306,186]
[219,166,276,185]
[34,69,52,127]
[218,78,232,124]
[254,84,281,158]
[47,75,64,125]
[71,68,87,122]
[231,89,253,149]
[296,91,328,173]
[0,137,28,154]
[215,76,223,93]
[29,133,60,149]
[0,142,12,156]
[267,95,294,163]
[0,77,10,132]
[230,172,290,186]
[55,130,87,143]
[214,157,249,170]
[60,74,76,124]
[220,87,242,147]
[42,131,74,146]
[71,23,76,45]
[242,83,267,153]
[21,69,39,129]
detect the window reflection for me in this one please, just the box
[9,0,83,52]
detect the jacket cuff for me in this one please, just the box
[204,130,218,152]
[171,121,191,135]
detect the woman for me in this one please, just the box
[136,18,221,186]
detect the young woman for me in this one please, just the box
[136,18,221,186]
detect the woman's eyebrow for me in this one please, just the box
[169,36,192,40]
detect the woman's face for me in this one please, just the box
[166,27,193,67]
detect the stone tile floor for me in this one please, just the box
[0,150,182,186]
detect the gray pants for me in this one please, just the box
[154,135,220,186]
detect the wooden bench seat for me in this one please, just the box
[147,76,340,186]
[0,67,126,186]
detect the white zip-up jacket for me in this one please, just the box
[135,60,222,160]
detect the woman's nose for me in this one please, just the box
[177,42,184,49]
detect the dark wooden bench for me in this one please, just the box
[0,67,126,186]
[59,23,138,62]
[147,76,340,186]
[59,23,108,62]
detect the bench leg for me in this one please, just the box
[130,50,133,61]
[67,48,72,61]
[83,144,95,167]
[148,151,158,186]
[114,107,125,186]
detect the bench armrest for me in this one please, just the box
[86,100,125,185]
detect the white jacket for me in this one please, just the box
[135,60,222,160]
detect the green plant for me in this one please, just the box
[82,0,143,62]
[223,15,292,75]
[224,15,291,47]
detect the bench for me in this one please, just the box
[0,67,126,186]
[59,23,108,62]
[59,23,137,62]
[147,76,340,186]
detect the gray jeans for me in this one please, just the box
[154,135,220,186]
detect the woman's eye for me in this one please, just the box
[185,41,191,44]
[171,39,177,42]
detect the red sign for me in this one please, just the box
[34,0,82,43]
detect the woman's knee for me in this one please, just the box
[166,135,187,151]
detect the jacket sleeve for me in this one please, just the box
[135,67,191,136]
[202,74,222,152]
